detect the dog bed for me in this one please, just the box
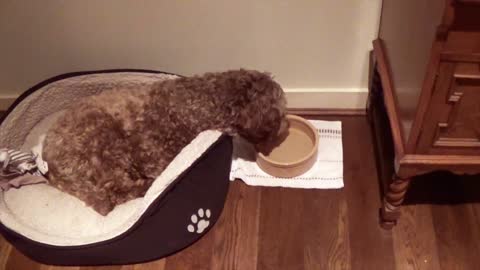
[0,70,232,266]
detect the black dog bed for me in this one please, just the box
[0,70,232,266]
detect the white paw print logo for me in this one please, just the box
[187,208,211,234]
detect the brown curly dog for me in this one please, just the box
[43,69,288,215]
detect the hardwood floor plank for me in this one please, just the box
[119,259,165,270]
[432,204,480,270]
[427,174,480,270]
[303,190,351,270]
[40,265,80,270]
[80,266,122,270]
[5,247,42,270]
[0,235,13,269]
[392,204,441,270]
[340,116,396,270]
[210,181,261,270]
[326,199,351,270]
[257,188,305,270]
[133,259,165,270]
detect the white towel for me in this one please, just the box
[230,120,343,189]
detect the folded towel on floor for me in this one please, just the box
[230,120,343,189]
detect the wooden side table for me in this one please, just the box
[369,0,480,229]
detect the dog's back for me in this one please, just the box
[43,88,153,215]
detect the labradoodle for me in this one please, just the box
[43,69,288,215]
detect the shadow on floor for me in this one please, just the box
[404,171,480,205]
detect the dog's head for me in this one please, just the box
[218,69,288,146]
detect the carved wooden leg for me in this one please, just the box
[380,175,411,229]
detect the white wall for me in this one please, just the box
[0,0,381,109]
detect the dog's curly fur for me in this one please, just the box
[43,69,287,215]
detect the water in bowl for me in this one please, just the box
[265,128,314,163]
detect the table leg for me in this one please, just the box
[380,174,411,229]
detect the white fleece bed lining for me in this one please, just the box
[0,73,222,247]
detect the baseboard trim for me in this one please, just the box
[284,88,368,110]
[0,88,368,112]
[288,108,366,116]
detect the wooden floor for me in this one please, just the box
[2,116,480,270]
